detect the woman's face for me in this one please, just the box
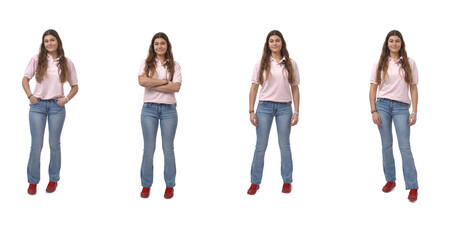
[268,35,282,54]
[388,35,402,54]
[44,35,58,53]
[153,38,168,57]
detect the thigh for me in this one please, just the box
[141,104,159,144]
[392,101,411,144]
[160,105,178,143]
[29,100,47,139]
[48,101,66,137]
[275,102,292,139]
[256,102,274,140]
[376,99,393,141]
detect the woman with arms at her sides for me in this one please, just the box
[369,30,419,202]
[138,32,182,199]
[22,29,79,195]
[248,30,300,195]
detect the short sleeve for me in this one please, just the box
[172,61,182,83]
[24,54,38,79]
[370,62,379,84]
[251,61,260,84]
[291,59,300,86]
[410,59,419,85]
[138,60,146,76]
[67,58,78,86]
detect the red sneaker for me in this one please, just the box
[247,184,260,195]
[382,181,396,193]
[28,184,37,195]
[141,187,150,198]
[408,189,418,202]
[282,183,292,193]
[164,187,174,199]
[46,181,58,193]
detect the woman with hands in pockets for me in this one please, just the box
[22,29,79,195]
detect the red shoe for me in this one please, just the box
[382,181,396,193]
[140,187,150,198]
[164,187,174,199]
[408,189,418,202]
[247,184,260,195]
[282,183,292,193]
[46,181,58,193]
[28,184,37,195]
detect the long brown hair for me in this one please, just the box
[257,30,295,85]
[35,29,68,83]
[144,32,175,80]
[375,30,412,85]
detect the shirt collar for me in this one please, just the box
[47,54,61,61]
[155,58,169,65]
[270,56,286,64]
[388,56,403,64]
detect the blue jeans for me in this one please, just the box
[27,99,66,184]
[376,98,418,189]
[140,103,178,188]
[251,101,293,185]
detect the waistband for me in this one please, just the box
[259,101,291,104]
[143,102,176,106]
[376,98,407,104]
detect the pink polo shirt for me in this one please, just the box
[138,59,182,104]
[252,57,300,102]
[370,57,418,105]
[24,54,78,100]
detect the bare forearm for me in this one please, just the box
[291,85,300,113]
[369,84,378,111]
[67,85,79,100]
[138,76,168,88]
[151,82,181,93]
[22,76,32,97]
[249,84,259,111]
[410,85,418,113]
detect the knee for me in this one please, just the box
[49,141,61,151]
[162,145,175,155]
[278,142,291,151]
[31,142,44,152]
[381,141,393,149]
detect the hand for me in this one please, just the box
[372,112,381,126]
[56,97,67,106]
[291,113,299,126]
[250,112,257,126]
[29,96,38,104]
[409,113,417,126]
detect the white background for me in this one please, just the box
[1,0,454,239]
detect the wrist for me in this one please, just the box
[411,111,417,116]
[27,94,33,99]
[371,109,377,114]
[65,97,70,103]
[249,110,254,114]
[293,111,299,115]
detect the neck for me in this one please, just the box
[48,51,59,60]
[271,52,283,61]
[389,52,400,61]
[156,55,166,63]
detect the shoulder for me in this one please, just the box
[254,59,262,68]
[407,57,416,65]
[65,57,74,65]
[173,60,181,68]
[140,59,147,67]
[30,54,39,62]
[288,58,298,66]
